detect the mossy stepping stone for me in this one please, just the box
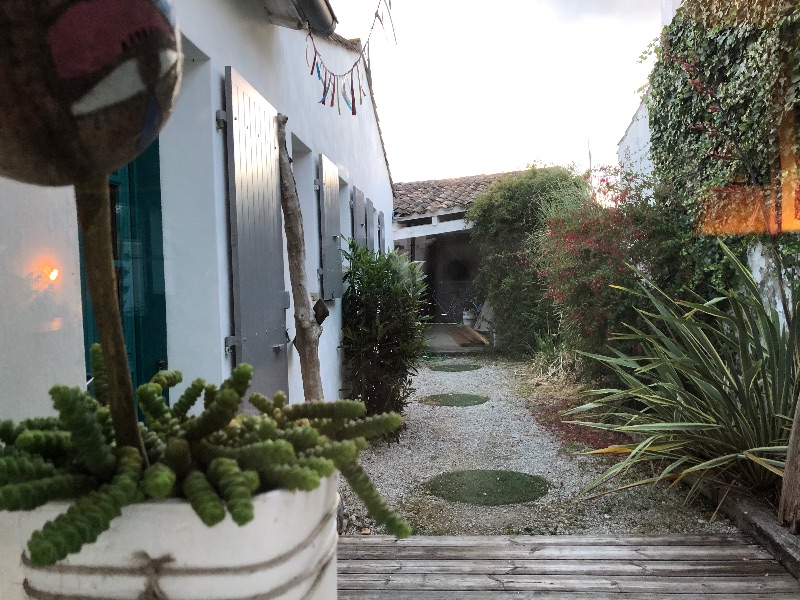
[420,393,489,407]
[425,470,549,506]
[429,363,481,373]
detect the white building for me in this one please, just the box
[0,0,394,420]
[616,0,681,173]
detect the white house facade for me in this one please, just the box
[0,0,394,421]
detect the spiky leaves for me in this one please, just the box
[182,471,226,527]
[208,458,254,526]
[172,378,206,419]
[570,243,798,497]
[338,460,411,538]
[0,474,95,511]
[142,464,177,499]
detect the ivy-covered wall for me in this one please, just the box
[649,8,796,199]
[646,1,800,293]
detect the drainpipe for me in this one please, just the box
[293,0,338,37]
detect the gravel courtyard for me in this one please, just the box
[339,355,739,537]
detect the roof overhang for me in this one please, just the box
[263,0,338,37]
[393,208,471,240]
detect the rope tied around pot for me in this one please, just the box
[22,502,337,600]
[134,552,175,600]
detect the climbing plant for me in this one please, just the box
[647,1,800,296]
[647,0,800,532]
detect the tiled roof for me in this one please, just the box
[393,172,522,218]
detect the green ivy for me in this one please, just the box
[647,2,800,293]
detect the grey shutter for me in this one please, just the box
[377,211,385,254]
[224,66,289,402]
[318,154,343,300]
[366,198,376,252]
[352,186,367,247]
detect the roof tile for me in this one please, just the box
[393,171,523,217]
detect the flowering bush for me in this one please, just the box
[536,167,690,376]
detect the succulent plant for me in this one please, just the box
[0,344,410,566]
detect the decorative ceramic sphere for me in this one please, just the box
[0,0,182,186]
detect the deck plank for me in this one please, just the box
[339,593,800,600]
[337,535,800,598]
[339,544,774,561]
[338,558,787,576]
[338,573,800,592]
[340,534,753,546]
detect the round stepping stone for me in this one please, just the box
[429,363,481,373]
[420,393,489,407]
[424,470,549,506]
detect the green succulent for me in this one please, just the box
[0,344,409,567]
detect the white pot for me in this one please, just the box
[1,474,339,600]
[462,310,477,328]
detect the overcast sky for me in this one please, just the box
[330,0,663,182]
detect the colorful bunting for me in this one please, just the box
[305,0,394,116]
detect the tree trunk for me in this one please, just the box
[777,95,800,534]
[275,114,325,402]
[777,33,800,533]
[74,174,146,457]
[781,399,800,533]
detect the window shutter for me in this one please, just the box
[352,186,367,247]
[224,66,289,401]
[318,154,343,299]
[377,211,385,254]
[366,198,376,252]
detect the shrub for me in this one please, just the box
[567,243,797,497]
[535,168,690,377]
[466,166,588,354]
[341,241,429,416]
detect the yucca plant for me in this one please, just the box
[567,242,798,498]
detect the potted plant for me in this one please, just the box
[0,2,409,598]
[462,306,478,328]
[1,357,408,598]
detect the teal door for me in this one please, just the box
[81,141,167,391]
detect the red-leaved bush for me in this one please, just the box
[536,167,690,376]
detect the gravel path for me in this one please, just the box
[339,356,739,536]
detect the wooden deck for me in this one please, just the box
[337,534,800,599]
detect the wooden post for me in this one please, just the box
[774,22,800,531]
[74,174,146,457]
[275,114,325,403]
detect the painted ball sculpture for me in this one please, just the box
[0,0,182,186]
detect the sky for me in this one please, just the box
[329,0,664,183]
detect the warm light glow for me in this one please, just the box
[48,269,59,282]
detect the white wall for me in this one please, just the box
[617,0,682,175]
[0,180,85,419]
[158,38,231,394]
[661,0,682,26]
[617,102,653,177]
[164,0,394,402]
